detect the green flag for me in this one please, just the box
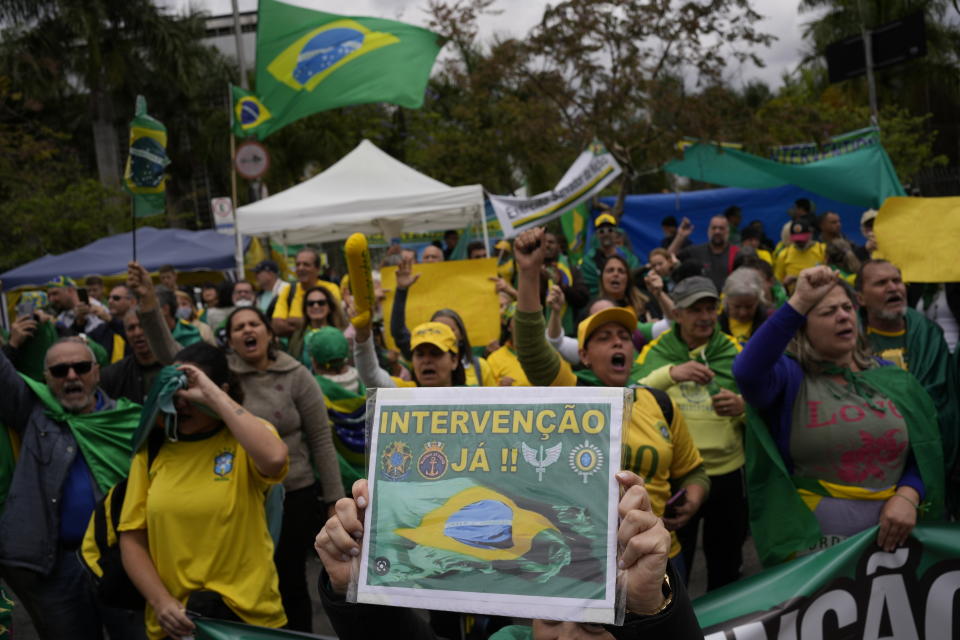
[560,202,589,264]
[123,95,169,217]
[248,0,444,140]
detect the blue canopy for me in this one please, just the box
[600,184,868,260]
[0,227,249,291]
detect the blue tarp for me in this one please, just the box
[600,184,868,261]
[0,227,249,291]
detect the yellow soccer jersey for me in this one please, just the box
[620,389,704,557]
[486,345,531,386]
[464,356,497,387]
[119,423,288,640]
[273,280,343,320]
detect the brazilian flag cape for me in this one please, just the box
[864,307,960,478]
[744,363,945,567]
[369,478,605,597]
[635,324,741,392]
[314,374,366,488]
[20,375,141,493]
[171,319,203,348]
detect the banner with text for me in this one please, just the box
[489,141,621,238]
[694,523,960,640]
[355,386,629,623]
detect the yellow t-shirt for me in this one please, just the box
[727,317,753,343]
[545,361,705,557]
[465,356,497,387]
[273,280,343,320]
[486,345,531,386]
[119,424,289,640]
[774,243,825,282]
[620,389,703,557]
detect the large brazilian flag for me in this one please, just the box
[235,0,444,140]
[367,478,605,598]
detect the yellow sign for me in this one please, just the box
[875,197,960,282]
[380,258,500,353]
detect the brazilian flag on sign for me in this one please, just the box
[367,478,606,599]
[234,0,444,140]
[123,96,169,218]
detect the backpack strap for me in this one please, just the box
[636,385,674,427]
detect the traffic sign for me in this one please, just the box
[235,140,270,180]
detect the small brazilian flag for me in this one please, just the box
[368,479,605,598]
[246,0,444,140]
[123,96,169,218]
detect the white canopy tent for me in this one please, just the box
[236,139,487,247]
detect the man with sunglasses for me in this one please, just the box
[0,338,143,639]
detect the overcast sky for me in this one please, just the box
[161,0,829,89]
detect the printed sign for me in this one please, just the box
[489,141,621,238]
[694,523,960,640]
[355,386,628,623]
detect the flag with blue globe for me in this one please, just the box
[123,96,169,217]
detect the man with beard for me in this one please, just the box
[99,309,165,404]
[0,338,142,639]
[857,260,959,513]
[672,215,740,291]
[46,276,111,351]
[581,213,641,295]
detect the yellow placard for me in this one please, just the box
[380,258,500,353]
[875,197,960,282]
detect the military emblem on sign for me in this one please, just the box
[569,441,604,483]
[521,442,562,482]
[381,441,412,481]
[417,442,448,480]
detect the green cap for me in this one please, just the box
[305,326,349,369]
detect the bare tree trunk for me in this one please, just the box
[92,88,122,190]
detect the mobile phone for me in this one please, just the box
[664,488,687,519]
[15,300,36,319]
[77,287,89,304]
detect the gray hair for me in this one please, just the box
[722,268,768,306]
[45,336,96,367]
[787,281,873,374]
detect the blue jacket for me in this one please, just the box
[0,349,112,575]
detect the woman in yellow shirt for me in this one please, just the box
[718,267,771,343]
[119,343,289,640]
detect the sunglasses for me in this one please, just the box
[48,361,94,378]
[306,299,328,307]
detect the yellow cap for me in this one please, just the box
[595,213,617,228]
[410,322,458,354]
[577,306,638,348]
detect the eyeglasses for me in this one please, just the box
[48,361,94,378]
[306,299,328,307]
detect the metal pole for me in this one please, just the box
[857,0,880,129]
[479,205,490,256]
[228,85,244,280]
[231,0,249,90]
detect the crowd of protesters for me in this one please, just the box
[0,196,957,640]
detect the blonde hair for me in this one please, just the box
[787,282,873,374]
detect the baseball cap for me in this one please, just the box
[670,276,719,309]
[789,219,813,243]
[860,209,878,228]
[46,275,77,288]
[254,259,279,274]
[577,306,638,348]
[595,213,617,228]
[410,322,458,355]
[305,326,349,369]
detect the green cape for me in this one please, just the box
[744,363,945,567]
[171,319,203,347]
[635,324,741,392]
[20,375,141,493]
[314,374,367,489]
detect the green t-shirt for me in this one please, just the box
[866,327,908,371]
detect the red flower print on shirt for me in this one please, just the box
[835,429,907,484]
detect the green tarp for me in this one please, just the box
[664,142,905,209]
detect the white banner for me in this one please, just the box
[489,142,621,238]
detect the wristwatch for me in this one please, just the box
[632,574,673,616]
